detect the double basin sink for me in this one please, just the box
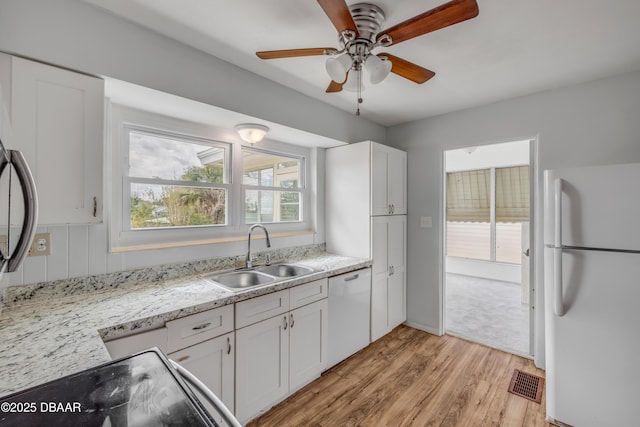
[203,263,317,291]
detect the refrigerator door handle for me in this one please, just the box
[554,178,565,316]
[6,149,38,273]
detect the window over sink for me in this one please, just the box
[109,105,312,252]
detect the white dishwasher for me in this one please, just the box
[328,267,372,368]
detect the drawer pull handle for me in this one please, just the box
[344,274,359,282]
[192,322,212,330]
[227,337,231,355]
[176,355,190,362]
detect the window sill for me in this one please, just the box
[111,229,317,254]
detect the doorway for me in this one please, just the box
[443,140,533,357]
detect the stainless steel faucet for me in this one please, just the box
[246,224,271,269]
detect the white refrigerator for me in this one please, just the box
[544,162,640,427]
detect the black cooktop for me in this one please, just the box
[0,349,217,426]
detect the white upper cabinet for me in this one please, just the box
[371,142,407,216]
[9,55,104,224]
[326,140,408,259]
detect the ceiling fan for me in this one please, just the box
[256,0,479,115]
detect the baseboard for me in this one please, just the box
[404,321,442,336]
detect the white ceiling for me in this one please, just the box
[85,0,640,127]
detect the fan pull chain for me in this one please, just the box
[356,68,363,116]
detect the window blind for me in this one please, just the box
[446,169,490,222]
[446,165,529,223]
[496,166,529,222]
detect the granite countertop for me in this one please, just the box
[0,253,370,397]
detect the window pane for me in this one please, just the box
[446,221,490,260]
[242,149,300,188]
[496,166,529,222]
[245,190,301,224]
[446,169,490,222]
[129,131,225,183]
[130,183,226,229]
[496,222,522,264]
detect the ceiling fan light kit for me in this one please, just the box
[256,0,479,115]
[326,52,352,83]
[365,54,392,85]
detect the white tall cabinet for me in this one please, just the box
[326,141,407,341]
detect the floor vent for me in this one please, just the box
[508,369,544,403]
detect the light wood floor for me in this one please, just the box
[248,325,551,427]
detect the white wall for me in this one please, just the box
[0,0,385,145]
[445,139,530,172]
[0,0,383,290]
[387,70,640,368]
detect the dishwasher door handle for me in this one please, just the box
[344,274,359,282]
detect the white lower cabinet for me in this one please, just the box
[167,332,235,420]
[289,299,328,392]
[235,282,328,423]
[235,313,289,423]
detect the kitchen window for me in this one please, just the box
[127,129,230,229]
[109,104,312,251]
[242,148,303,224]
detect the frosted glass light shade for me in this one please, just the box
[365,54,392,84]
[343,70,365,92]
[325,53,352,83]
[235,123,269,144]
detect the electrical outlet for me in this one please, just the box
[28,232,51,257]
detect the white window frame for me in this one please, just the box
[241,145,306,226]
[108,104,312,252]
[446,164,529,264]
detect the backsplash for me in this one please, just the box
[1,242,326,308]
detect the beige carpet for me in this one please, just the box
[445,273,530,356]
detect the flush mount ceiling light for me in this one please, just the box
[235,123,269,144]
[256,0,479,116]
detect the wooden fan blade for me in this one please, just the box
[317,0,360,37]
[256,47,336,60]
[378,0,478,46]
[379,53,435,84]
[326,79,344,93]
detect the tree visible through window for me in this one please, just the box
[127,130,229,229]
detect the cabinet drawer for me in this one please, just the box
[104,328,168,359]
[290,279,328,310]
[166,305,234,353]
[236,289,289,329]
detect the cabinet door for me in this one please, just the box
[236,314,289,423]
[387,148,407,215]
[371,216,407,341]
[289,299,328,392]
[168,332,235,417]
[371,143,389,216]
[387,216,407,328]
[11,57,103,224]
[371,217,389,341]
